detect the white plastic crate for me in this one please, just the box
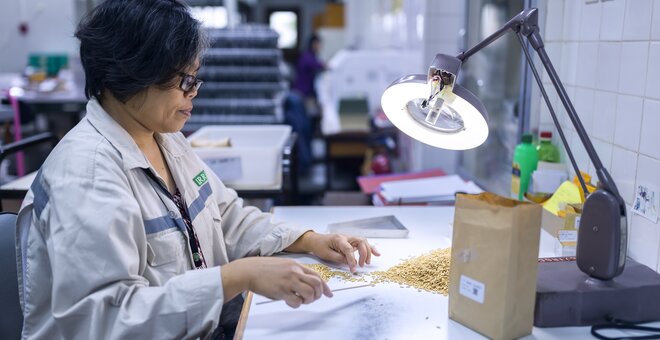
[187,125,291,190]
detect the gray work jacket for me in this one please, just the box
[15,99,306,339]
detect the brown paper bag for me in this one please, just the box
[449,192,542,340]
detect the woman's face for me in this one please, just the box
[125,61,200,134]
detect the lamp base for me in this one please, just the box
[534,258,660,327]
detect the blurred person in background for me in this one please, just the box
[287,34,328,174]
[293,33,327,118]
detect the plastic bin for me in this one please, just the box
[187,125,291,190]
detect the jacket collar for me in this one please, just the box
[85,99,184,171]
[155,132,185,159]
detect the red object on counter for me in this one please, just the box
[357,168,446,194]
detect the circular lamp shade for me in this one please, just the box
[381,74,489,150]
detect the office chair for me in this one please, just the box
[0,212,23,339]
[0,132,58,211]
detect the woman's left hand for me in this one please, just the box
[302,232,381,273]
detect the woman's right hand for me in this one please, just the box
[221,257,332,308]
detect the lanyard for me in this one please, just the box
[142,168,207,269]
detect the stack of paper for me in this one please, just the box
[379,174,483,204]
[357,168,446,194]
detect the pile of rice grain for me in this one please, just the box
[372,248,452,295]
[305,247,452,295]
[304,264,367,283]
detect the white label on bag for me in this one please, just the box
[204,157,242,182]
[459,275,485,304]
[558,229,578,243]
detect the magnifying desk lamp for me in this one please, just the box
[381,8,660,327]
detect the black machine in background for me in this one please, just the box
[185,25,288,131]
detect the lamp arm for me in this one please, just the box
[456,8,591,193]
[514,32,590,196]
[452,7,627,280]
[458,8,538,62]
[518,11,627,281]
[457,7,623,207]
[520,27,624,208]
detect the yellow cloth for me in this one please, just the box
[542,181,583,215]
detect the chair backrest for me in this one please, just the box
[0,212,23,339]
[0,131,58,173]
[0,132,58,211]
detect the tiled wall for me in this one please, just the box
[533,0,660,272]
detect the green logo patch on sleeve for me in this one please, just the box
[193,170,208,187]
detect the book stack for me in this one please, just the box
[357,168,446,194]
[372,174,483,206]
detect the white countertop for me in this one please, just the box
[240,206,622,340]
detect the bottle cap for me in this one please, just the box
[540,131,552,140]
[521,134,533,143]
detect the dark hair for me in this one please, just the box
[75,0,207,104]
[308,34,320,51]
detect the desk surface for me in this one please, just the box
[0,171,37,191]
[0,171,282,199]
[238,206,653,340]
[13,87,87,105]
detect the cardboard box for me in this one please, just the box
[539,203,583,257]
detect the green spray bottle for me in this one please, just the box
[511,133,539,201]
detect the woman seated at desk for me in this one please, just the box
[15,0,379,339]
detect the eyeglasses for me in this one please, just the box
[178,72,203,93]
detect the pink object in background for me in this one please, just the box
[6,89,25,177]
[357,168,446,194]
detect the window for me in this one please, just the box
[269,11,298,49]
[457,0,529,196]
[190,6,228,29]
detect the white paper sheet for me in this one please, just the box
[632,184,659,223]
[379,175,483,203]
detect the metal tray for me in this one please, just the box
[326,215,409,238]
